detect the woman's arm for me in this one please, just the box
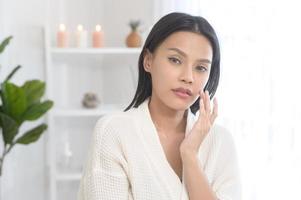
[180,90,218,200]
[180,91,241,200]
[181,150,218,200]
[78,116,130,200]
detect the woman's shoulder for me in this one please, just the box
[209,123,237,149]
[211,124,231,137]
[96,109,135,124]
[93,108,139,138]
[212,124,240,161]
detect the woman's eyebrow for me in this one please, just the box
[167,47,187,57]
[167,47,211,64]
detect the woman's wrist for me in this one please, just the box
[180,147,198,163]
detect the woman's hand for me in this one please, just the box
[180,90,218,159]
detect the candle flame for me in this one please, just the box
[59,24,66,31]
[96,25,101,32]
[77,24,83,31]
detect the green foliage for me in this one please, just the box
[16,124,47,145]
[0,36,12,54]
[0,78,53,144]
[129,20,141,31]
[0,36,54,176]
[0,112,19,144]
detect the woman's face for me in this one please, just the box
[144,31,213,111]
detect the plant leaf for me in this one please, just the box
[22,100,53,121]
[0,36,13,54]
[16,124,47,145]
[0,86,4,107]
[22,80,45,107]
[0,106,2,128]
[0,112,19,145]
[4,65,21,82]
[1,82,27,123]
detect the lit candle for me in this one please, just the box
[57,24,68,48]
[75,24,88,48]
[92,25,104,48]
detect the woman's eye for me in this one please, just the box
[168,57,181,65]
[196,66,207,72]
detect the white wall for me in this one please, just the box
[0,0,153,199]
[101,0,153,105]
[102,0,153,47]
[1,0,47,200]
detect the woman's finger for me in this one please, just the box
[199,91,205,115]
[210,98,218,123]
[204,90,211,114]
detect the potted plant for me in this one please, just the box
[0,36,54,179]
[125,20,142,47]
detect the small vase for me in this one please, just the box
[126,31,142,47]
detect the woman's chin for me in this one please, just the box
[169,100,193,111]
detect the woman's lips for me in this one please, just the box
[172,88,192,99]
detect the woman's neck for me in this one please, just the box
[148,96,187,134]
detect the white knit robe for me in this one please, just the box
[78,98,241,200]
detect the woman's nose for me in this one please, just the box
[180,66,194,84]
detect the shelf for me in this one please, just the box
[56,173,82,181]
[50,104,124,117]
[44,1,149,199]
[51,47,142,54]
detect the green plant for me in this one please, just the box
[0,36,54,176]
[128,20,141,31]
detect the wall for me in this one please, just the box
[0,0,47,199]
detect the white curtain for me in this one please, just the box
[154,0,301,199]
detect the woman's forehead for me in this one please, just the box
[156,31,213,59]
[162,31,210,47]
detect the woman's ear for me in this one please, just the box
[143,49,152,72]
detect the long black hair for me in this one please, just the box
[124,12,220,114]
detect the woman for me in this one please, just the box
[78,12,241,200]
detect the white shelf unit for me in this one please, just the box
[44,28,141,200]
[56,173,82,181]
[50,104,121,117]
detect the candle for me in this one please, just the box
[92,25,104,48]
[57,24,68,48]
[75,24,88,48]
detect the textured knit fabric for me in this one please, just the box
[77,98,241,200]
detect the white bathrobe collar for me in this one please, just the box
[135,98,197,200]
